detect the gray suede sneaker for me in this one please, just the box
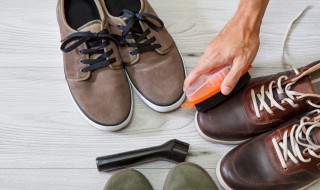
[164,162,218,190]
[104,169,153,190]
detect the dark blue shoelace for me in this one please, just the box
[60,29,123,73]
[118,10,164,55]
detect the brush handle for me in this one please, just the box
[96,139,189,172]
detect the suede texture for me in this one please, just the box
[164,162,218,190]
[57,0,132,126]
[104,169,153,190]
[100,0,186,106]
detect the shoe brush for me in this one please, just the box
[182,65,252,112]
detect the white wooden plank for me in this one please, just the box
[0,0,319,68]
[0,67,288,169]
[1,169,319,190]
[1,0,320,189]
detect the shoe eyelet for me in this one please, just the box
[80,68,85,73]
[79,49,83,54]
[129,51,133,56]
[80,59,84,64]
[117,24,121,29]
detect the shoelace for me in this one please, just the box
[251,67,320,119]
[272,110,320,169]
[60,29,122,73]
[251,5,320,119]
[118,10,164,56]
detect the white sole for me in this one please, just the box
[127,74,185,113]
[298,179,320,190]
[216,157,233,190]
[216,155,320,190]
[125,51,187,113]
[195,112,249,145]
[68,86,133,132]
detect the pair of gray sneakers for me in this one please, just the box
[104,163,218,190]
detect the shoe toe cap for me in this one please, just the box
[68,69,132,128]
[105,169,152,190]
[164,162,218,190]
[126,48,185,106]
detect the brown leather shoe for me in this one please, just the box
[57,0,132,131]
[100,0,186,112]
[196,61,320,144]
[216,110,320,190]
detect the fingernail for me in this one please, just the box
[221,86,231,95]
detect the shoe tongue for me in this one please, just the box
[77,20,102,33]
[270,75,314,103]
[285,126,320,154]
[310,127,320,145]
[77,20,103,60]
[290,75,314,94]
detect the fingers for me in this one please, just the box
[184,50,223,92]
[183,71,202,92]
[221,55,247,95]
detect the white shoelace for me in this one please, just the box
[251,5,319,119]
[272,111,320,169]
[281,5,311,68]
[251,68,320,118]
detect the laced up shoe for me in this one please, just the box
[196,61,320,144]
[100,0,186,112]
[217,110,320,190]
[57,0,132,131]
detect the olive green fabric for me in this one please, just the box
[104,169,153,190]
[164,162,218,190]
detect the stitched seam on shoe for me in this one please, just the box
[209,117,272,134]
[231,137,303,186]
[266,132,316,180]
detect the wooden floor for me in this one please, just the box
[1,0,320,189]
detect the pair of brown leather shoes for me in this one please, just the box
[57,0,185,131]
[196,61,320,189]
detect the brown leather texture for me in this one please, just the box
[101,0,185,106]
[197,61,320,142]
[219,113,320,190]
[57,0,132,126]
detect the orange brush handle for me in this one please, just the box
[181,65,252,109]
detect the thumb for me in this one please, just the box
[221,56,247,95]
[184,69,204,92]
[184,55,223,92]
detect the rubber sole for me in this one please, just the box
[195,112,249,145]
[216,156,320,190]
[127,75,185,113]
[69,86,133,132]
[216,157,233,190]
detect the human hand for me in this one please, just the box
[184,14,261,95]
